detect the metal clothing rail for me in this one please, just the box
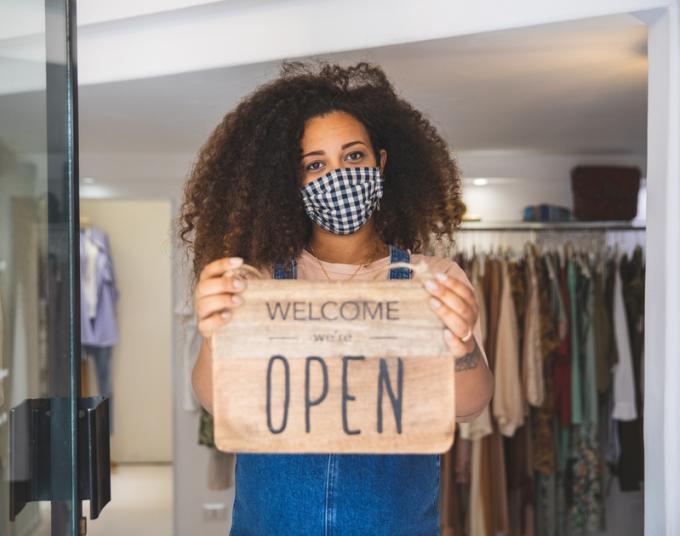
[457,220,646,232]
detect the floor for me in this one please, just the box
[35,463,173,536]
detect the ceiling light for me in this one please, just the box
[472,178,488,186]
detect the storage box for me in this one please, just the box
[570,165,641,221]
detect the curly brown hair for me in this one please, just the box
[179,60,464,281]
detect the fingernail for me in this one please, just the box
[233,279,244,289]
[220,310,231,319]
[430,297,441,309]
[435,272,448,282]
[444,329,453,342]
[229,257,243,267]
[232,295,243,305]
[425,279,438,292]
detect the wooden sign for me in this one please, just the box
[211,279,455,454]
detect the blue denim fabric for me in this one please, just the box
[229,245,440,536]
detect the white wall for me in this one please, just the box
[457,151,646,221]
[80,199,173,463]
[171,202,236,536]
[643,4,680,535]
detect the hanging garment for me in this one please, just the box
[616,248,645,491]
[504,257,535,536]
[533,254,563,536]
[568,260,604,533]
[555,258,575,536]
[176,303,202,412]
[507,258,528,419]
[567,259,583,426]
[593,264,613,395]
[440,435,464,536]
[553,260,572,427]
[461,258,493,536]
[535,470,558,536]
[466,257,493,441]
[468,438,487,536]
[582,266,599,428]
[82,233,100,319]
[434,241,645,536]
[470,256,487,346]
[481,258,510,536]
[231,244,449,536]
[80,227,119,347]
[455,437,472,485]
[198,406,215,447]
[533,253,560,476]
[464,411,494,536]
[611,260,637,421]
[492,258,524,437]
[507,258,527,362]
[523,249,544,408]
[208,448,235,490]
[603,258,620,384]
[441,253,485,535]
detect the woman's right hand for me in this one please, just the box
[194,257,247,339]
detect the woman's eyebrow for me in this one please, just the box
[341,140,367,150]
[301,140,367,159]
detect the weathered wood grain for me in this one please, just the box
[212,279,456,453]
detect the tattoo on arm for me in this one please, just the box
[455,340,482,372]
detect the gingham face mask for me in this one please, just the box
[299,166,384,235]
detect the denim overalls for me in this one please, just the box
[229,244,441,536]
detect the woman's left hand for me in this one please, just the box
[424,272,480,358]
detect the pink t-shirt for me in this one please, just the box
[257,248,487,364]
[260,248,469,283]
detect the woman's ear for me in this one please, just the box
[378,149,387,174]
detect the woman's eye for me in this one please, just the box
[306,161,323,171]
[346,151,364,161]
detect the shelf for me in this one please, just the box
[458,220,647,232]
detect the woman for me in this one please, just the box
[180,61,494,535]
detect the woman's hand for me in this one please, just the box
[194,256,247,339]
[423,272,479,359]
[423,271,492,421]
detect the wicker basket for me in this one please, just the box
[570,165,641,221]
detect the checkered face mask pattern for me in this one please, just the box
[299,166,384,235]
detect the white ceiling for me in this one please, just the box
[0,11,648,191]
[75,13,646,160]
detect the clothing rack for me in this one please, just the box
[427,221,647,259]
[457,220,646,232]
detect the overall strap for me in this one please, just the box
[388,244,412,279]
[274,247,409,280]
[272,255,297,280]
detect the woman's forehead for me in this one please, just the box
[301,111,370,150]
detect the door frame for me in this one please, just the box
[46,0,81,533]
[639,4,680,535]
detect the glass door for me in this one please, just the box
[1,1,108,535]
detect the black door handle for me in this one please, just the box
[9,396,112,521]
